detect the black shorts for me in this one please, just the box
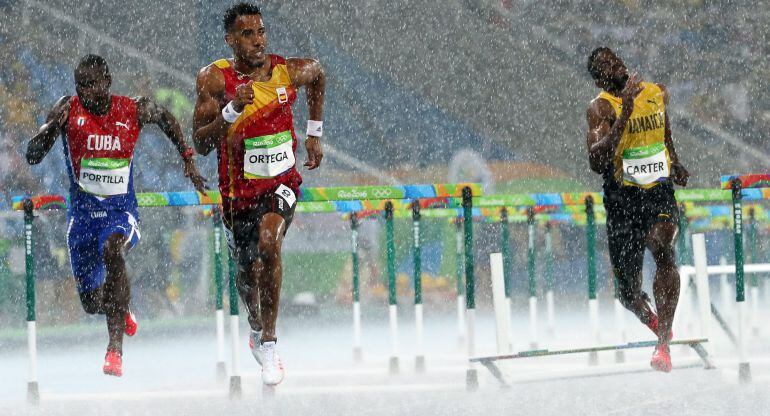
[223,185,297,269]
[604,181,679,289]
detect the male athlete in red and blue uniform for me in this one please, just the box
[26,55,206,377]
[193,3,325,386]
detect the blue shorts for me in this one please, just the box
[66,210,141,293]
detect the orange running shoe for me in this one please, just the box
[124,311,137,337]
[103,350,123,377]
[650,343,672,373]
[647,315,673,341]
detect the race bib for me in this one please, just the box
[275,184,296,208]
[79,157,130,196]
[243,131,295,179]
[622,142,669,186]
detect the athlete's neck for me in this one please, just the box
[83,97,112,116]
[233,57,271,80]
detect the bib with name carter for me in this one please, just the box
[598,82,670,189]
[63,95,140,213]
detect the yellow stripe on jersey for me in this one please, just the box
[231,63,294,133]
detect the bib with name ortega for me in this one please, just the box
[213,56,303,213]
[598,82,670,188]
[64,95,140,212]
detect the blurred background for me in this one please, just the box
[0,0,767,337]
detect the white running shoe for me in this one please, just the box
[259,341,284,385]
[249,329,263,366]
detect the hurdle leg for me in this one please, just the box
[353,301,362,363]
[216,309,226,379]
[750,287,760,337]
[588,298,599,366]
[479,359,510,388]
[692,234,712,342]
[23,201,39,405]
[529,296,538,350]
[613,297,626,363]
[491,253,511,354]
[546,290,556,338]
[719,257,731,316]
[388,304,399,375]
[415,303,425,373]
[690,342,716,370]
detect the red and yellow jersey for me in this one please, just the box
[213,55,302,214]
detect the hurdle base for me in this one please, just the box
[262,383,276,397]
[415,356,426,373]
[472,338,712,387]
[739,362,752,383]
[614,350,625,364]
[588,351,598,366]
[466,368,479,391]
[229,375,242,399]
[353,347,363,364]
[27,381,39,405]
[216,362,226,381]
[389,356,400,375]
[457,336,465,351]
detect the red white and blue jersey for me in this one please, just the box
[63,95,141,216]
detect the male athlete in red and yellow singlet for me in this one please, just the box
[193,3,325,386]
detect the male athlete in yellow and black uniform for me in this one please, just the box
[586,47,690,372]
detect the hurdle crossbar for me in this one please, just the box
[472,338,714,386]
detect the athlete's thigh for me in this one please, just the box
[224,209,262,271]
[67,214,106,294]
[606,208,645,292]
[642,187,679,253]
[267,184,298,235]
[98,211,141,256]
[78,286,105,314]
[256,186,298,252]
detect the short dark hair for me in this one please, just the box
[76,54,109,75]
[223,2,262,32]
[587,47,611,80]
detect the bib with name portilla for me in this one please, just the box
[63,95,141,215]
[212,55,303,214]
[597,82,670,189]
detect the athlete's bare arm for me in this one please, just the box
[192,65,255,156]
[657,83,689,186]
[135,96,207,194]
[26,96,71,165]
[287,58,325,170]
[586,73,643,174]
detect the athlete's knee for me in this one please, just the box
[615,275,644,310]
[236,268,258,294]
[649,241,676,266]
[102,233,127,264]
[257,223,284,261]
[79,290,104,314]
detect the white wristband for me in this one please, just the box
[306,120,323,137]
[221,101,242,124]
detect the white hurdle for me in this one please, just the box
[613,295,626,363]
[455,220,466,348]
[692,234,712,341]
[490,253,512,354]
[719,256,731,317]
